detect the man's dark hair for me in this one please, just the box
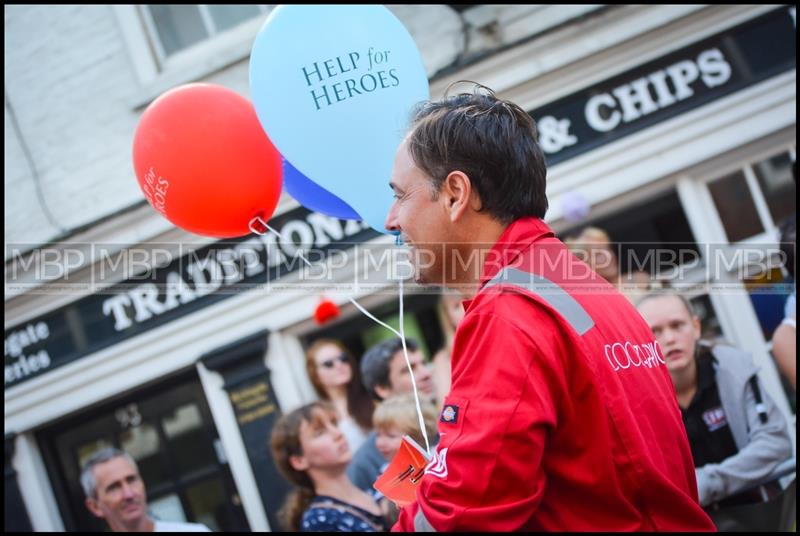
[360,338,420,400]
[406,82,548,224]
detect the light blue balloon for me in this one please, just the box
[250,5,430,234]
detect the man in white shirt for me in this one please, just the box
[82,448,211,532]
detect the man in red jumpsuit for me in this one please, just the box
[384,85,715,531]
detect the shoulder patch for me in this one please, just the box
[440,404,459,424]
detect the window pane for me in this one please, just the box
[163,404,203,438]
[120,424,168,489]
[76,439,114,469]
[708,171,764,242]
[753,152,796,226]
[148,5,209,57]
[207,5,261,33]
[185,478,225,531]
[161,403,217,476]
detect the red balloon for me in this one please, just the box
[314,298,341,325]
[133,83,282,237]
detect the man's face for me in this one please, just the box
[637,296,701,375]
[379,349,434,400]
[385,139,450,284]
[85,456,148,529]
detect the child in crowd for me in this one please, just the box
[373,393,438,464]
[372,394,438,525]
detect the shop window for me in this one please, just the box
[560,189,699,283]
[161,403,218,476]
[162,404,203,437]
[76,439,114,468]
[753,152,796,226]
[37,375,249,531]
[143,5,267,62]
[185,478,226,532]
[704,150,796,244]
[120,422,169,488]
[703,150,796,338]
[708,171,765,243]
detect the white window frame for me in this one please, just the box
[696,144,796,246]
[112,5,272,109]
[677,139,796,446]
[139,5,270,69]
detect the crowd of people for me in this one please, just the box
[78,86,795,532]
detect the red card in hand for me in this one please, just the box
[373,435,430,508]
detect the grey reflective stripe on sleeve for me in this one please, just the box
[483,267,595,335]
[414,507,437,532]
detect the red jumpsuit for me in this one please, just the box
[394,218,715,531]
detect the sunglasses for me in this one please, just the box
[319,354,350,369]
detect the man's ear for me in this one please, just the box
[289,454,309,472]
[440,171,474,222]
[85,497,104,519]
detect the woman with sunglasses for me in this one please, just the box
[306,339,374,453]
[271,401,390,531]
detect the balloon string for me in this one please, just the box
[347,298,401,337]
[399,276,431,455]
[249,216,314,269]
[346,289,429,455]
[250,215,430,455]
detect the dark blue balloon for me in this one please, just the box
[282,158,360,220]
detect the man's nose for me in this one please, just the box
[121,483,136,499]
[385,201,400,232]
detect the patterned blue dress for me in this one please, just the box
[301,495,389,532]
